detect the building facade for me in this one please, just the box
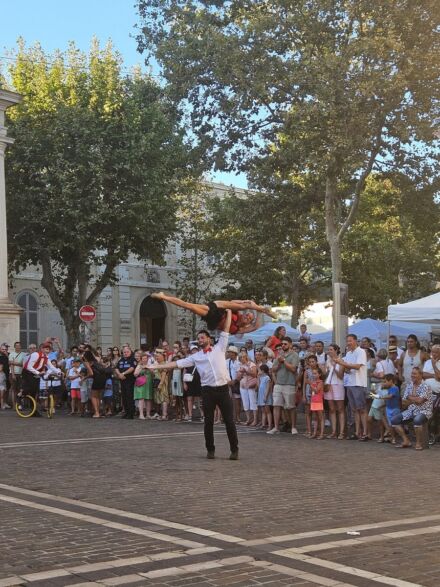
[9,182,245,350]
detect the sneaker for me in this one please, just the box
[229,450,239,460]
[291,427,298,435]
[186,418,192,422]
[266,428,280,435]
[206,451,215,459]
[4,404,11,410]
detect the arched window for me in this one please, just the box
[17,292,39,348]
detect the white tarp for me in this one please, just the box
[311,318,431,349]
[387,292,440,324]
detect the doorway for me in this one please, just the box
[139,296,167,349]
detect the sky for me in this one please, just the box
[1,0,247,189]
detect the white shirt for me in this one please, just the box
[316,352,327,366]
[68,367,82,389]
[176,332,230,387]
[423,359,440,394]
[344,346,367,387]
[24,352,61,377]
[226,358,240,380]
[374,359,396,377]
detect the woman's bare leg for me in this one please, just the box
[151,293,209,317]
[215,300,277,318]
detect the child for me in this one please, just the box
[79,366,90,416]
[171,354,184,421]
[309,367,325,439]
[371,373,399,444]
[103,378,113,416]
[257,364,273,430]
[302,355,320,437]
[68,357,82,415]
[39,367,49,411]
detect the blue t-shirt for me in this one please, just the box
[385,385,400,417]
[103,377,113,398]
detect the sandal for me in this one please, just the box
[396,443,412,448]
[328,433,337,439]
[338,434,345,440]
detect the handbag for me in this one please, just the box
[135,374,147,387]
[247,377,258,389]
[183,367,196,383]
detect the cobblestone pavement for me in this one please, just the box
[0,410,439,586]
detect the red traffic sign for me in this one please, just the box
[79,305,96,322]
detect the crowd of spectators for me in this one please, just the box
[1,326,439,451]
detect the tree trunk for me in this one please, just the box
[289,274,301,328]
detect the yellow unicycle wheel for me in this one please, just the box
[15,394,37,418]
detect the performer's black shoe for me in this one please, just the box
[206,451,215,459]
[229,450,239,461]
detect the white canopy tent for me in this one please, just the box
[388,292,440,325]
[311,318,431,349]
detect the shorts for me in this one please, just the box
[273,384,296,409]
[39,389,48,399]
[347,386,367,410]
[240,387,257,411]
[368,406,385,421]
[71,388,81,399]
[80,387,89,403]
[386,408,400,425]
[324,384,345,401]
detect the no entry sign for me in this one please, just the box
[79,305,96,322]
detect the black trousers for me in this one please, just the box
[201,385,238,453]
[120,379,135,417]
[22,369,40,399]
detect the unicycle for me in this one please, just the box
[15,392,37,418]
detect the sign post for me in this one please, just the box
[79,306,96,343]
[79,305,96,323]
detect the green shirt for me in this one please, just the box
[273,351,299,385]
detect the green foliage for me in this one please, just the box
[5,39,194,342]
[342,175,440,318]
[202,185,330,325]
[137,0,440,292]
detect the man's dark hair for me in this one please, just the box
[347,333,358,341]
[315,340,324,346]
[282,336,293,343]
[70,345,78,352]
[197,329,211,338]
[14,341,21,346]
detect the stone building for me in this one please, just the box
[9,182,245,350]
